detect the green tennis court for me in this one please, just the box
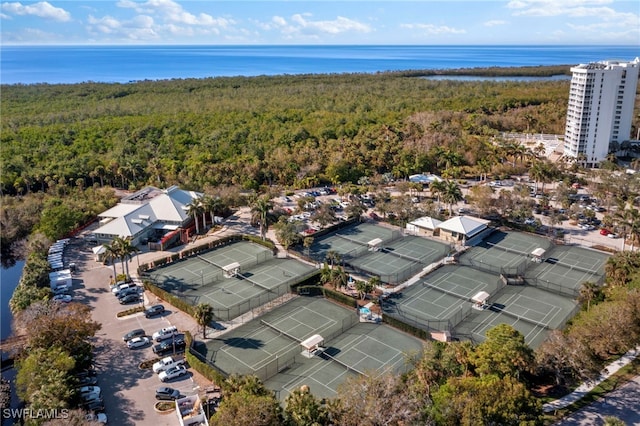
[306,222,401,262]
[383,265,500,331]
[454,285,579,348]
[525,245,608,296]
[194,296,425,401]
[145,241,317,320]
[266,322,425,401]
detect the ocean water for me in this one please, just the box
[1,45,638,85]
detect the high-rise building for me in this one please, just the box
[563,57,640,167]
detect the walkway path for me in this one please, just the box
[543,345,640,413]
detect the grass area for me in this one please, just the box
[543,356,640,425]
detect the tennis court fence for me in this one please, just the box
[391,304,471,333]
[348,257,425,285]
[199,250,272,272]
[458,252,527,277]
[523,276,582,298]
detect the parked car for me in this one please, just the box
[153,356,186,374]
[80,399,104,413]
[117,287,139,298]
[155,387,181,400]
[75,368,97,379]
[85,412,108,424]
[608,233,620,239]
[52,294,72,303]
[112,282,135,297]
[119,293,141,304]
[78,386,101,397]
[127,336,150,349]
[52,286,71,295]
[152,326,178,342]
[600,229,612,236]
[144,304,165,318]
[158,365,188,382]
[153,338,186,356]
[123,328,146,342]
[76,375,98,387]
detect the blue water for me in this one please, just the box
[1,261,24,340]
[1,45,638,85]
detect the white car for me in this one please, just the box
[152,356,186,374]
[85,412,108,424]
[52,294,72,303]
[158,365,188,382]
[78,386,101,398]
[127,336,150,349]
[152,326,178,342]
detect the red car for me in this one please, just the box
[600,229,611,236]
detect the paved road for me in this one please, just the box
[554,375,640,426]
[69,238,207,426]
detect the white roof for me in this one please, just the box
[301,334,324,350]
[531,247,546,257]
[472,291,490,303]
[409,216,443,230]
[409,174,443,183]
[222,261,240,272]
[92,245,106,255]
[99,203,140,219]
[368,237,383,247]
[438,215,490,237]
[93,186,202,239]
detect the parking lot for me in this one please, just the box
[68,238,210,426]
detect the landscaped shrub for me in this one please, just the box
[116,306,145,317]
[144,281,195,317]
[382,314,430,340]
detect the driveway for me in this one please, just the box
[69,238,210,426]
[554,375,640,425]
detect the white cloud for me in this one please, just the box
[116,0,231,27]
[1,1,70,22]
[254,13,370,38]
[87,14,160,41]
[400,23,466,35]
[484,20,507,27]
[289,13,371,35]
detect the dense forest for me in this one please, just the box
[1,69,571,196]
[3,67,640,425]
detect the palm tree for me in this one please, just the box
[103,242,119,281]
[186,198,203,235]
[429,180,447,210]
[117,238,139,278]
[355,279,374,300]
[194,303,215,339]
[578,282,600,312]
[251,195,273,241]
[440,180,464,218]
[202,195,223,226]
[325,250,341,268]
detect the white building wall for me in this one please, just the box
[564,58,640,167]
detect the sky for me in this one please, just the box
[1,0,639,45]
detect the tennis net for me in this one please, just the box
[549,260,598,276]
[485,242,530,257]
[238,272,274,293]
[317,350,368,377]
[335,233,370,248]
[379,247,423,264]
[422,280,474,302]
[493,307,551,330]
[197,255,224,270]
[260,320,303,344]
